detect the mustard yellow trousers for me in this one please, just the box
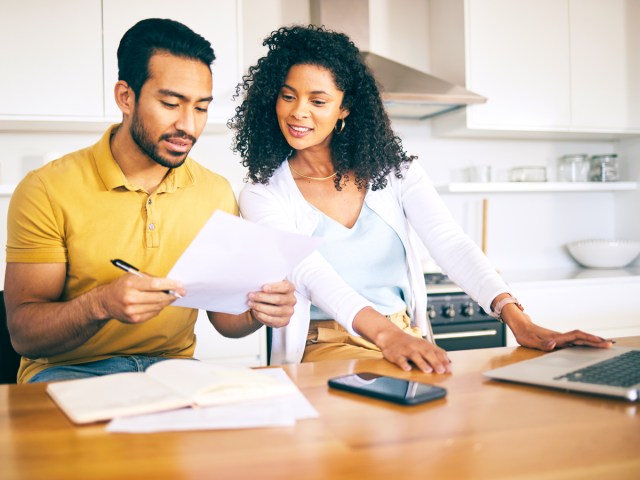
[302,311,423,362]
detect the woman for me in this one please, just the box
[230,25,611,373]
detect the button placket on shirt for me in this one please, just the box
[145,195,159,248]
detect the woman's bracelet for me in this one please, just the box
[491,296,524,322]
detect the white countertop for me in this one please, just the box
[424,266,640,295]
[499,266,640,285]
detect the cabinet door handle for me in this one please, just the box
[433,330,498,340]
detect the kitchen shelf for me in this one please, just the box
[436,182,638,193]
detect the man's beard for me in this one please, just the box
[130,110,197,169]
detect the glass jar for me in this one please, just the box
[558,154,589,182]
[589,154,619,182]
[509,166,547,182]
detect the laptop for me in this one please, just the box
[483,346,640,401]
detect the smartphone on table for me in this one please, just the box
[328,372,447,405]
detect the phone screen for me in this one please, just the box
[328,372,447,405]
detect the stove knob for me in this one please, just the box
[427,305,437,319]
[442,304,456,318]
[461,302,476,317]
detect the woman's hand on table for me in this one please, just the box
[376,328,453,374]
[354,307,452,374]
[501,305,614,351]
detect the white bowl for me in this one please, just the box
[566,239,640,269]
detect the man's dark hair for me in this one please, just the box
[117,18,215,98]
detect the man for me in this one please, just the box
[5,18,296,383]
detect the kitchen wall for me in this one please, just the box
[0,121,623,283]
[0,0,637,287]
[393,120,623,272]
[618,136,640,241]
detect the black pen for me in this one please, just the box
[111,259,182,298]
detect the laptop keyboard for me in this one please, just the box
[555,350,640,388]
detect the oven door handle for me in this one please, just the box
[433,329,498,340]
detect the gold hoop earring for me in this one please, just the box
[334,118,346,134]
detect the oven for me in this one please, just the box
[425,273,506,351]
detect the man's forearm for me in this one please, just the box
[10,286,110,358]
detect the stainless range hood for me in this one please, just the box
[310,0,486,119]
[360,51,486,119]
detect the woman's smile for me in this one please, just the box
[287,124,313,138]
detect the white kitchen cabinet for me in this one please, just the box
[429,0,640,139]
[0,0,104,119]
[0,0,239,130]
[569,0,640,132]
[464,0,571,132]
[102,0,240,124]
[194,311,267,366]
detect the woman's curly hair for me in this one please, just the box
[228,25,415,191]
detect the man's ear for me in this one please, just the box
[114,80,134,115]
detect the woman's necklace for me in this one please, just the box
[288,161,337,181]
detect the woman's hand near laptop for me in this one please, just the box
[499,301,614,351]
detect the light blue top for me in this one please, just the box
[310,202,410,320]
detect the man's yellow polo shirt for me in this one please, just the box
[6,125,238,383]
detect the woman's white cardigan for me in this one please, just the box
[239,160,509,365]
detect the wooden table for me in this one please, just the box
[1,337,639,480]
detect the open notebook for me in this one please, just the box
[483,346,640,401]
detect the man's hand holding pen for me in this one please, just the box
[107,259,296,333]
[111,259,182,298]
[98,259,186,325]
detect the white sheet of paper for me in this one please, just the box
[106,401,295,433]
[168,211,321,314]
[106,369,319,433]
[257,368,319,420]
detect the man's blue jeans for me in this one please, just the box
[28,356,173,383]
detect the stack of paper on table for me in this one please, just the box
[107,368,319,433]
[46,359,299,425]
